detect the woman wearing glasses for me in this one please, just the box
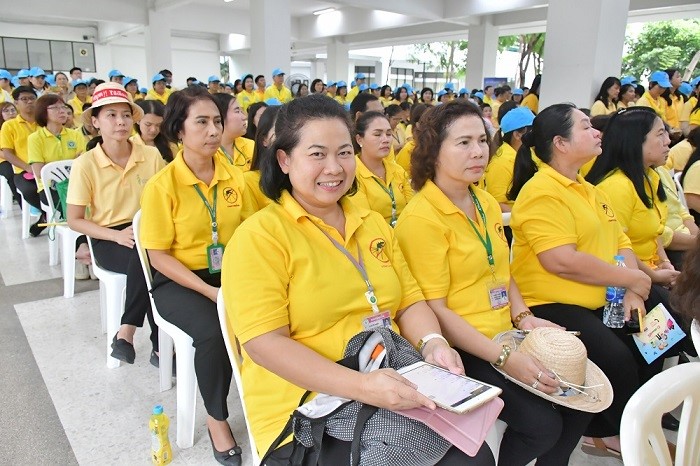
[212,93,255,172]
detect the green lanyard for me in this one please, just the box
[220,143,246,167]
[465,188,495,273]
[193,184,219,244]
[372,178,397,227]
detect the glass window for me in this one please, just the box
[51,41,74,71]
[27,39,52,70]
[72,42,96,72]
[4,38,29,69]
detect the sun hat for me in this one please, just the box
[140,87,148,94]
[72,79,87,88]
[458,87,468,95]
[491,328,612,413]
[108,69,125,78]
[501,107,536,134]
[401,83,414,94]
[649,70,671,88]
[474,91,485,100]
[444,82,455,91]
[82,82,144,126]
[11,77,20,87]
[436,89,448,98]
[512,88,524,95]
[271,68,285,77]
[30,67,46,77]
[369,83,380,90]
[207,75,220,83]
[152,73,167,84]
[326,80,336,87]
[45,75,56,86]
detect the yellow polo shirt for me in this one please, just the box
[0,115,38,173]
[395,181,512,338]
[353,156,413,225]
[67,142,165,227]
[263,85,292,104]
[216,137,255,172]
[683,161,700,197]
[485,142,517,205]
[145,88,172,105]
[690,108,700,127]
[490,101,503,129]
[67,96,91,121]
[521,93,539,114]
[27,127,86,191]
[665,93,682,129]
[237,90,260,112]
[346,85,360,103]
[139,152,254,270]
[510,164,632,309]
[590,100,617,117]
[243,169,271,212]
[395,140,415,174]
[657,167,693,248]
[680,96,696,123]
[380,96,394,107]
[595,168,666,267]
[0,89,12,103]
[334,95,347,106]
[636,91,667,120]
[665,139,693,171]
[222,191,424,454]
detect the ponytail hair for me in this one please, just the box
[86,135,103,151]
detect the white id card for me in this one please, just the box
[362,310,392,330]
[487,280,509,310]
[207,244,224,273]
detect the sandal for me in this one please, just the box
[581,438,622,460]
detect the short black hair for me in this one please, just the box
[349,92,380,117]
[12,86,36,100]
[161,87,220,143]
[159,69,172,77]
[255,75,265,85]
[69,67,82,74]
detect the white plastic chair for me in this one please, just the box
[216,289,261,465]
[133,210,198,449]
[0,175,12,219]
[692,319,700,356]
[40,161,83,298]
[17,188,34,239]
[484,420,508,464]
[620,363,700,466]
[86,236,127,369]
[674,171,689,209]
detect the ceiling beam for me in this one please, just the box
[328,0,445,21]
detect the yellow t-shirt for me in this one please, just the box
[145,88,172,105]
[680,96,697,123]
[590,100,617,117]
[263,85,292,104]
[346,85,360,103]
[665,139,693,171]
[683,161,700,197]
[510,164,632,309]
[485,142,518,205]
[521,93,539,114]
[67,95,91,121]
[237,90,260,112]
[665,93,682,129]
[27,127,86,191]
[139,152,254,270]
[380,97,394,107]
[222,191,424,454]
[689,107,700,127]
[67,142,166,227]
[334,95,347,106]
[0,89,12,103]
[636,91,667,120]
[243,169,271,212]
[595,168,667,267]
[395,140,415,174]
[490,101,503,129]
[353,156,413,226]
[0,115,38,173]
[657,167,693,248]
[395,181,512,338]
[216,137,255,172]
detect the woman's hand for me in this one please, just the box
[518,315,565,331]
[422,339,464,375]
[502,351,559,395]
[625,269,652,299]
[112,226,135,248]
[622,290,646,320]
[204,285,219,303]
[651,268,680,288]
[657,260,675,271]
[359,369,437,411]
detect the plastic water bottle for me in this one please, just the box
[603,255,626,328]
[150,405,172,465]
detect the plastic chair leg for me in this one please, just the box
[20,195,30,239]
[99,282,107,334]
[49,235,59,266]
[175,344,197,449]
[61,231,77,298]
[105,282,127,369]
[0,177,11,219]
[158,328,174,392]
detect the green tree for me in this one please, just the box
[623,19,700,79]
[500,33,545,87]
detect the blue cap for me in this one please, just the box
[264,98,282,106]
[512,88,524,95]
[501,107,536,134]
[226,82,234,88]
[108,69,124,78]
[474,91,485,99]
[123,76,137,86]
[152,73,166,83]
[355,72,366,80]
[0,69,11,80]
[359,83,369,91]
[691,77,700,88]
[208,75,220,83]
[444,82,455,91]
[369,83,380,90]
[11,77,20,87]
[30,67,46,77]
[271,68,285,77]
[17,69,30,78]
[401,83,413,94]
[437,89,448,97]
[72,79,87,88]
[620,76,637,86]
[458,87,468,95]
[140,87,148,94]
[679,82,693,97]
[152,405,163,415]
[649,70,671,88]
[326,80,336,87]
[336,81,347,87]
[45,75,56,86]
[350,80,356,88]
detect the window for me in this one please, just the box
[0,37,96,73]
[354,66,375,86]
[390,67,414,89]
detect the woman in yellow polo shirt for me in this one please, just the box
[131,100,174,162]
[395,101,593,466]
[334,81,348,105]
[141,86,254,466]
[236,74,260,113]
[211,93,255,171]
[66,83,166,366]
[222,95,491,464]
[352,111,413,227]
[590,77,620,117]
[680,137,700,224]
[243,105,279,212]
[379,85,393,107]
[520,75,541,114]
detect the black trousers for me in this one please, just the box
[265,433,495,466]
[91,223,157,350]
[14,171,41,210]
[0,161,20,204]
[456,351,591,466]
[151,269,233,421]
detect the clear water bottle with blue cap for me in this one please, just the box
[603,255,626,328]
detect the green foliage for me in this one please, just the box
[623,20,700,78]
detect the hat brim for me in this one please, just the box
[82,99,144,127]
[491,331,613,413]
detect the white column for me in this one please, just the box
[327,39,349,83]
[144,9,172,75]
[465,17,498,91]
[312,59,325,82]
[250,0,291,80]
[539,0,629,110]
[373,60,383,87]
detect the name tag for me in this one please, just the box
[362,310,392,330]
[207,244,224,273]
[487,280,509,310]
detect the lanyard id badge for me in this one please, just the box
[193,184,223,273]
[372,178,398,227]
[362,310,392,330]
[207,244,224,273]
[487,280,509,310]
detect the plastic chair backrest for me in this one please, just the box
[216,289,260,465]
[692,319,700,357]
[674,171,689,209]
[620,363,700,466]
[131,210,154,290]
[40,160,73,221]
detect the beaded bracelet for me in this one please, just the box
[512,310,533,328]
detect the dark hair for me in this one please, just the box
[661,69,681,106]
[494,86,511,98]
[0,102,17,128]
[529,75,542,96]
[594,76,621,108]
[210,92,235,131]
[255,75,265,85]
[135,100,173,162]
[635,84,645,98]
[671,235,700,323]
[679,127,700,187]
[161,87,220,143]
[69,67,81,74]
[159,69,172,77]
[419,87,434,102]
[349,93,380,118]
[244,102,268,140]
[385,104,402,118]
[89,78,105,87]
[250,106,280,171]
[619,83,636,102]
[507,103,577,201]
[409,103,428,131]
[393,86,408,102]
[380,85,392,98]
[590,114,611,133]
[479,103,491,111]
[399,101,411,113]
[353,111,389,153]
[12,86,36,101]
[34,94,63,127]
[295,83,308,98]
[261,94,356,202]
[310,79,324,94]
[411,100,487,191]
[585,107,666,208]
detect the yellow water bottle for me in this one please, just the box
[150,405,172,465]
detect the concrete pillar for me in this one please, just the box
[373,60,383,87]
[327,39,349,83]
[250,0,291,81]
[465,17,498,91]
[539,0,629,109]
[312,59,325,82]
[144,9,172,75]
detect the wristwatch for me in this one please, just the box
[417,333,449,353]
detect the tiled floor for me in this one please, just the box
[0,203,681,465]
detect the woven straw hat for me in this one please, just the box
[82,82,143,126]
[491,328,613,413]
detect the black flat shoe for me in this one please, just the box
[29,217,46,237]
[110,334,135,364]
[207,425,242,466]
[662,413,680,431]
[150,350,176,376]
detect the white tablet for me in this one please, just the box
[398,361,502,414]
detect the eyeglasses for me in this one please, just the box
[47,105,68,112]
[17,97,37,103]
